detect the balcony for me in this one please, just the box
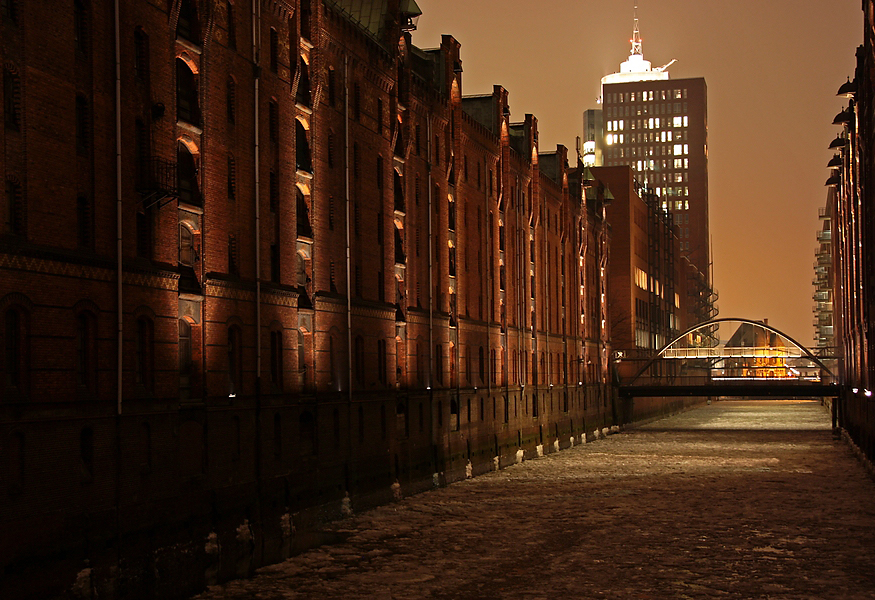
[817,230,832,242]
[136,156,178,209]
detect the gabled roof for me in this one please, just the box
[325,0,421,47]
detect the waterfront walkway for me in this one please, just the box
[194,401,875,598]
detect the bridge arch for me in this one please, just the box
[627,317,836,386]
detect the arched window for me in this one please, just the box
[176,58,199,125]
[179,222,195,266]
[295,252,307,288]
[295,119,312,173]
[297,330,308,391]
[478,346,485,384]
[295,60,310,107]
[178,318,192,395]
[177,142,201,205]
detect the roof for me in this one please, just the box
[325,0,421,47]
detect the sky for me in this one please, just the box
[411,0,861,346]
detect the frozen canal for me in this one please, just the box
[194,400,875,598]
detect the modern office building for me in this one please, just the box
[586,13,716,335]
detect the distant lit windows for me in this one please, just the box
[674,144,683,156]
[673,116,682,127]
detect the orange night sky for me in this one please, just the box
[411,0,860,345]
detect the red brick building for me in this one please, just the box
[0,1,690,596]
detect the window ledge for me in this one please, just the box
[179,201,204,215]
[177,120,203,136]
[176,36,202,55]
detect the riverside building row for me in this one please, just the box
[0,1,706,597]
[826,0,875,464]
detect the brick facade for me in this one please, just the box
[0,1,690,597]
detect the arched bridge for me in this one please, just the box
[616,318,841,398]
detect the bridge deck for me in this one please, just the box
[619,382,841,398]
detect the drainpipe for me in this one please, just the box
[345,54,352,405]
[113,0,123,574]
[252,0,263,490]
[115,0,123,417]
[427,117,433,391]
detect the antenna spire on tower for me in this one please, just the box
[631,4,643,56]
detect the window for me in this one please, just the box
[274,413,282,458]
[327,131,334,167]
[227,155,236,201]
[176,59,199,125]
[270,244,280,283]
[228,325,242,394]
[76,195,92,248]
[300,0,311,40]
[135,316,154,391]
[353,83,361,121]
[299,411,316,455]
[435,344,443,385]
[136,208,152,259]
[296,61,310,107]
[134,27,150,81]
[80,427,94,482]
[354,335,364,384]
[74,0,88,54]
[75,95,89,153]
[269,170,279,212]
[394,224,404,265]
[3,306,27,392]
[178,318,192,389]
[377,339,387,384]
[296,187,312,238]
[4,178,24,236]
[75,312,96,389]
[296,119,311,172]
[176,0,200,43]
[228,234,239,275]
[226,1,236,49]
[269,28,278,72]
[268,100,279,143]
[4,68,20,130]
[226,77,236,123]
[179,223,195,266]
[177,142,200,205]
[327,68,336,106]
[2,0,17,23]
